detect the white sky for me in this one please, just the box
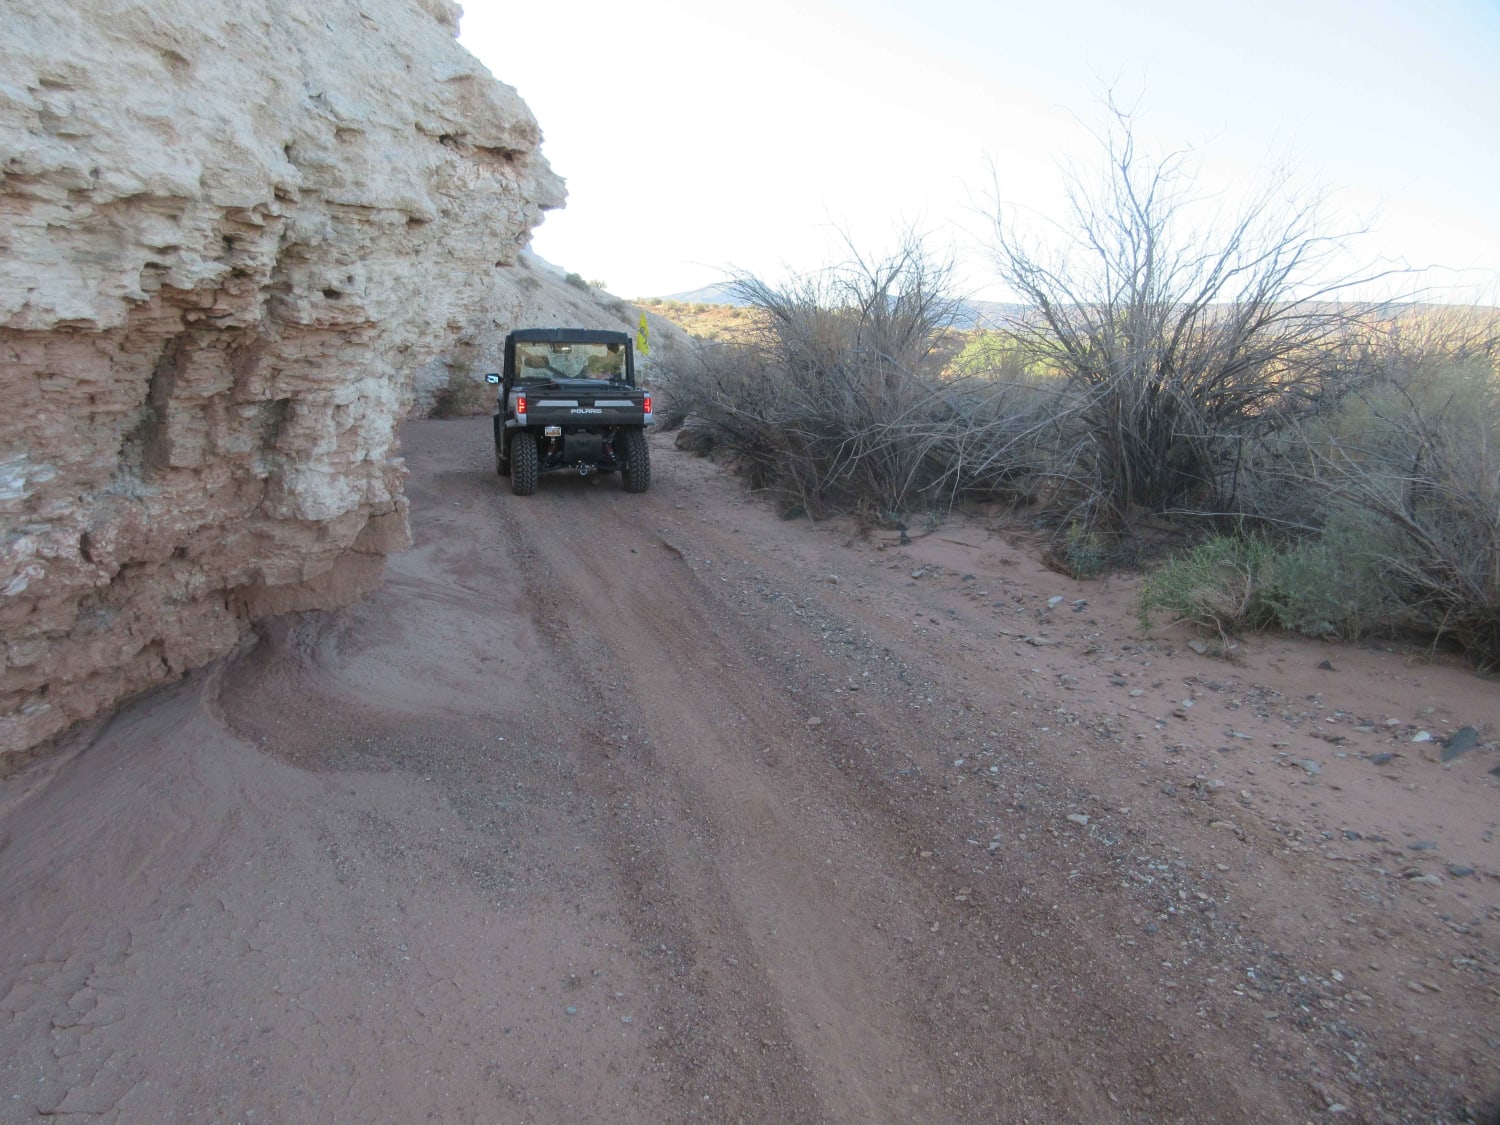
[458,0,1500,302]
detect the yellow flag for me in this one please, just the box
[636,312,651,356]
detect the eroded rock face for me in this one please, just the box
[0,0,564,758]
[412,252,699,417]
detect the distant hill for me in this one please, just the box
[660,282,747,306]
[956,300,1028,329]
[651,284,1027,331]
[647,290,1499,333]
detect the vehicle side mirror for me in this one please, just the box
[484,373,500,384]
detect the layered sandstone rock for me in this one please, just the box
[0,0,564,759]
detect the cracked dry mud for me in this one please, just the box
[1,420,1496,1123]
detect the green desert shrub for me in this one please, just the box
[1140,335,1500,667]
[1258,507,1407,639]
[1137,535,1279,638]
[1299,360,1500,668]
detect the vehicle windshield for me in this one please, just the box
[516,341,627,381]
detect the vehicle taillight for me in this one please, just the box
[516,393,527,416]
[643,394,652,414]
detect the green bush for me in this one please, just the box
[1139,446,1498,666]
[1135,532,1346,640]
[1141,313,1500,668]
[1301,360,1500,669]
[949,330,1048,381]
[1259,507,1405,639]
[1055,521,1108,578]
[1137,535,1279,638]
[1138,515,1420,645]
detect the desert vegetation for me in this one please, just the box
[636,297,764,344]
[658,108,1500,669]
[1135,312,1500,667]
[657,236,1062,521]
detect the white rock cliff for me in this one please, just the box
[0,0,566,758]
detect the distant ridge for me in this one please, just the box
[648,289,1496,331]
[954,300,1029,329]
[659,282,748,306]
[653,283,1027,330]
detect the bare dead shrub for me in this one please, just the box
[430,365,488,418]
[662,237,1058,517]
[990,99,1396,526]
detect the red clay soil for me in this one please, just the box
[1,419,1496,1123]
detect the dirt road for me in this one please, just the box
[1,420,1496,1122]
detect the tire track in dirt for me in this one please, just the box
[456,424,1297,1123]
[485,482,948,1121]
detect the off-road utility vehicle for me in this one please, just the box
[485,328,653,495]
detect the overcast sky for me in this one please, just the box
[458,0,1500,302]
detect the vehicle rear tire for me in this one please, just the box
[620,429,650,493]
[510,432,539,495]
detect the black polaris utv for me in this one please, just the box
[485,327,652,495]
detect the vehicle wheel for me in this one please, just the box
[620,429,650,493]
[510,431,539,495]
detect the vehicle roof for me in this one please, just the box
[506,328,632,345]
